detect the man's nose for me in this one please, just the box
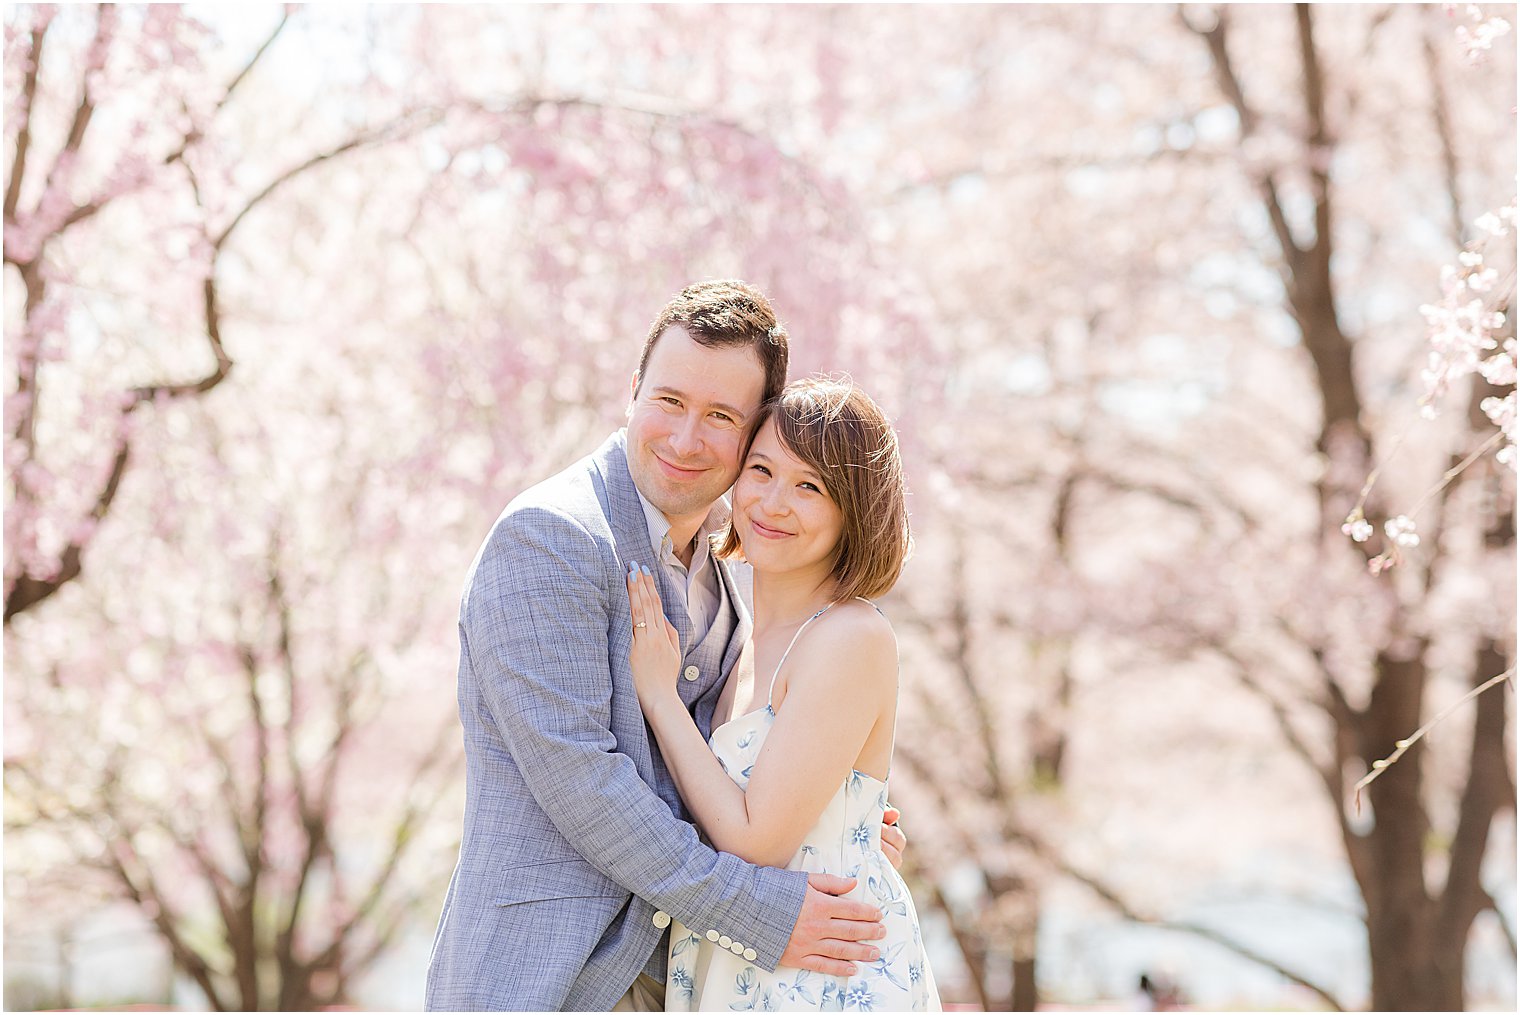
[667,415,702,457]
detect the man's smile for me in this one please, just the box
[653,453,709,479]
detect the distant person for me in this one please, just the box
[424,281,909,1011]
[627,378,941,1010]
[1139,971,1185,1011]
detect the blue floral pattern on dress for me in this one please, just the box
[662,690,940,1012]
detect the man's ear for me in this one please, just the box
[627,371,640,417]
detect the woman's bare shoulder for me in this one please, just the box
[800,600,898,684]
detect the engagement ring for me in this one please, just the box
[635,621,647,629]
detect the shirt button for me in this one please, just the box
[651,910,671,929]
[729,941,745,955]
[719,935,733,948]
[683,665,700,682]
[706,930,721,942]
[743,947,758,961]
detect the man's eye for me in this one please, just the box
[660,397,681,407]
[711,412,735,425]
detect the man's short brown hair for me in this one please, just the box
[636,280,788,403]
[716,377,911,601]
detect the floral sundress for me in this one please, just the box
[664,604,941,1012]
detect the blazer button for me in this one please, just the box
[729,941,745,955]
[719,934,733,948]
[706,929,721,942]
[743,947,758,961]
[651,910,672,929]
[683,665,700,681]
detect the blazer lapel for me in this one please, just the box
[595,430,695,651]
[716,556,754,683]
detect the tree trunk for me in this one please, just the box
[1010,905,1039,1011]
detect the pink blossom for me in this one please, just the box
[1384,515,1420,548]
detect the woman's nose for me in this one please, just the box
[761,485,791,516]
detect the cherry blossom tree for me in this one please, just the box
[4,5,922,1007]
[810,3,1515,1009]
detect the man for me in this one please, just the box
[426,281,904,1011]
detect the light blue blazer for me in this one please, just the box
[425,430,807,1011]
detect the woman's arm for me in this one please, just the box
[628,567,894,868]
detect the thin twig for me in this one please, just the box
[1354,668,1516,808]
[1406,429,1507,519]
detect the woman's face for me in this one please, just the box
[732,418,845,580]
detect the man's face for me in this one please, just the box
[626,326,767,524]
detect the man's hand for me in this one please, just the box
[779,874,886,976]
[880,806,906,870]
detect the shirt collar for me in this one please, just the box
[634,488,729,568]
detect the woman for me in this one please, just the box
[627,377,940,1012]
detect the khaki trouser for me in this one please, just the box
[612,972,666,1012]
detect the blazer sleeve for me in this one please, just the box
[462,504,808,971]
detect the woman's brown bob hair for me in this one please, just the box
[715,377,912,601]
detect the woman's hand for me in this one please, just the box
[627,563,683,712]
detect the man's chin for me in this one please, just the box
[643,477,721,518]
[656,489,721,519]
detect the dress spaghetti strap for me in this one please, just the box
[765,598,880,709]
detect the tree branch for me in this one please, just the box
[212,108,443,253]
[308,717,462,971]
[4,9,50,223]
[1484,890,1518,959]
[163,9,296,170]
[1435,647,1515,947]
[1422,15,1468,247]
[4,436,131,623]
[40,5,114,198]
[1182,5,1304,276]
[1010,823,1346,1011]
[100,815,228,1010]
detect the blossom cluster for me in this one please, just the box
[1447,3,1514,63]
[1418,199,1517,469]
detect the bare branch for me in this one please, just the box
[1181,4,1304,275]
[1012,823,1346,1010]
[1353,668,1514,804]
[1206,643,1341,801]
[1435,645,1515,948]
[100,821,228,1010]
[1296,4,1333,208]
[40,6,114,197]
[310,718,462,969]
[4,10,51,223]
[1340,5,1403,125]
[4,436,131,623]
[163,9,297,169]
[221,9,294,112]
[1485,891,1519,959]
[1422,16,1468,247]
[944,530,1011,803]
[213,108,444,253]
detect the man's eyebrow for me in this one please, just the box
[650,386,748,420]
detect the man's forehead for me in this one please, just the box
[642,331,765,407]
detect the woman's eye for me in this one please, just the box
[749,464,771,476]
[800,482,822,493]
